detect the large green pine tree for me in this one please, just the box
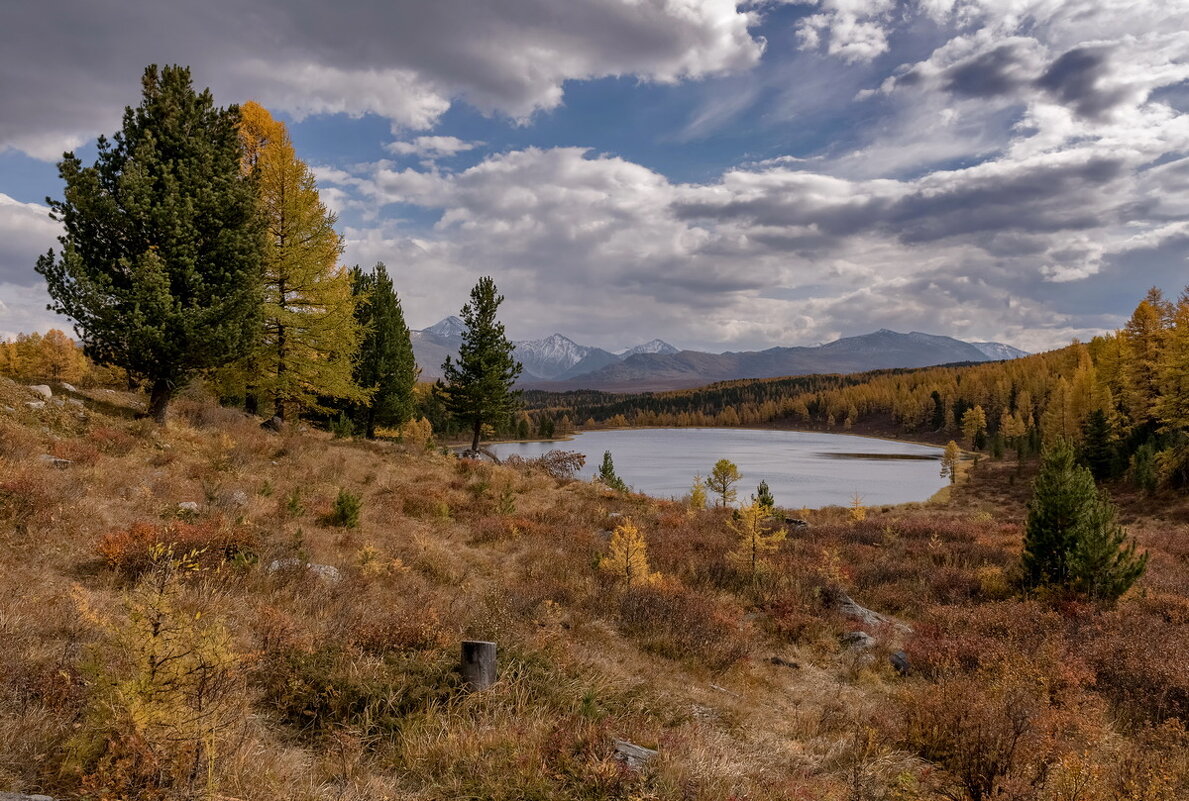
[349,263,418,438]
[1021,440,1147,603]
[36,65,263,422]
[437,277,523,452]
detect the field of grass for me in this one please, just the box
[2,375,1188,800]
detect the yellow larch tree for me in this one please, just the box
[600,519,658,585]
[729,500,786,581]
[234,102,367,420]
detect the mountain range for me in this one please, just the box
[410,318,1029,392]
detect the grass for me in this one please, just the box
[1,375,1188,799]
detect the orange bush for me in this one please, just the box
[96,520,256,574]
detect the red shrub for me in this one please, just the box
[96,520,256,574]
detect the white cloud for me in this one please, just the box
[0,0,764,159]
[385,136,484,158]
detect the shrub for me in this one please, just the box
[615,581,754,671]
[96,520,256,575]
[325,488,362,528]
[505,449,586,481]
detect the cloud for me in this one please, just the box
[385,136,484,158]
[0,194,60,286]
[0,0,764,159]
[324,133,1185,351]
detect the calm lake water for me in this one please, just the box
[489,428,947,508]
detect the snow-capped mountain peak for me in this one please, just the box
[514,333,592,380]
[969,341,1030,360]
[619,339,679,357]
[422,316,467,341]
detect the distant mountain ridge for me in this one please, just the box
[409,318,1028,390]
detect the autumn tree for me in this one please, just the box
[437,277,523,452]
[1020,441,1147,602]
[940,440,961,484]
[600,519,657,585]
[689,474,707,511]
[707,458,741,508]
[233,102,365,421]
[1119,289,1171,432]
[961,405,988,450]
[729,500,786,581]
[36,65,263,422]
[348,262,417,438]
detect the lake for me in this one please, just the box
[488,427,946,508]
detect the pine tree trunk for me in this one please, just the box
[148,378,172,424]
[471,418,482,452]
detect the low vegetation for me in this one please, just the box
[1,377,1188,800]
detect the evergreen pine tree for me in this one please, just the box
[437,277,523,452]
[597,451,628,492]
[1020,441,1147,602]
[753,480,776,513]
[349,263,417,438]
[1080,408,1114,480]
[35,65,263,422]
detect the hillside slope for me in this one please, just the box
[1,377,1187,799]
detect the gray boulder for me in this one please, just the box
[60,382,78,392]
[25,401,45,410]
[28,385,52,399]
[36,454,71,469]
[890,651,910,676]
[840,631,876,650]
[267,558,342,584]
[612,738,658,770]
[178,501,201,514]
[0,793,55,801]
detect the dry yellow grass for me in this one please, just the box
[2,376,1188,800]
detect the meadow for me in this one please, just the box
[2,374,1188,801]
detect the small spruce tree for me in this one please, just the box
[598,451,628,492]
[349,262,417,438]
[437,277,523,452]
[753,479,776,514]
[1020,441,1147,602]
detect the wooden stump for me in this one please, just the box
[461,640,497,691]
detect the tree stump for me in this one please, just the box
[461,640,497,691]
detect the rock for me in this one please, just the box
[28,385,52,398]
[768,655,800,669]
[25,401,45,410]
[261,416,284,432]
[36,454,71,469]
[178,501,201,514]
[784,517,810,528]
[0,793,55,801]
[830,588,913,633]
[60,382,78,393]
[267,558,342,584]
[890,651,910,676]
[840,631,876,650]
[217,489,249,508]
[612,738,658,770]
[65,398,84,407]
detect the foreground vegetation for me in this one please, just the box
[2,376,1188,800]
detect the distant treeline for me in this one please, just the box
[523,288,1189,491]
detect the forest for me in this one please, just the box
[525,288,1189,493]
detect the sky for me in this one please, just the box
[2,0,1188,353]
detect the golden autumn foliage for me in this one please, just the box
[222,101,366,420]
[0,329,90,383]
[600,518,658,585]
[728,500,785,580]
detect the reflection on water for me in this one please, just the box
[488,427,946,508]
